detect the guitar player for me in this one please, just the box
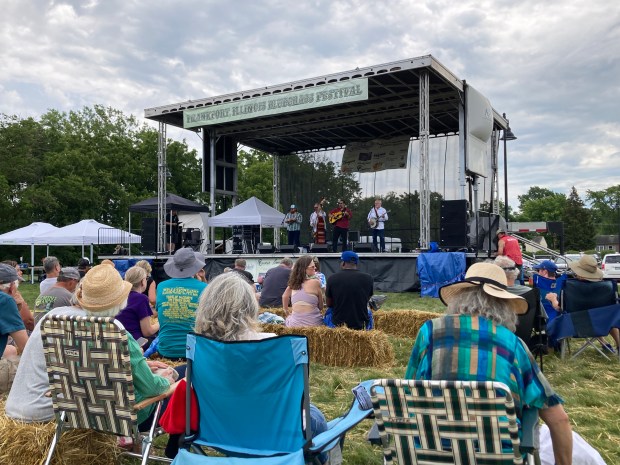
[367,199,388,252]
[328,199,353,252]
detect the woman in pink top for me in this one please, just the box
[282,255,324,327]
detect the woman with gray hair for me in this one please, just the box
[494,255,531,296]
[406,262,572,465]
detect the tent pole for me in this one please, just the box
[128,213,132,256]
[30,244,35,284]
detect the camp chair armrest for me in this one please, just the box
[133,382,178,411]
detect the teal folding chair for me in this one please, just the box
[172,333,374,464]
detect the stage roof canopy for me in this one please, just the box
[145,55,508,155]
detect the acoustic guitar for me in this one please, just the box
[329,210,346,224]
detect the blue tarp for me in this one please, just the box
[417,252,466,298]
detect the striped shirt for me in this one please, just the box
[284,212,302,232]
[406,314,562,417]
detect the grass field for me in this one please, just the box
[13,283,620,464]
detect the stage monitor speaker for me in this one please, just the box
[257,244,274,254]
[151,258,170,285]
[140,218,157,253]
[311,244,329,253]
[279,245,296,254]
[348,231,360,243]
[440,200,469,248]
[353,243,373,253]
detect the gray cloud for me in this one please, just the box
[1,0,619,210]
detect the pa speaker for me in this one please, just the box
[279,245,296,254]
[440,200,469,248]
[257,244,274,254]
[311,244,329,253]
[353,243,373,253]
[141,218,157,253]
[547,221,564,236]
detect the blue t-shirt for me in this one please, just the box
[0,292,26,357]
[156,278,207,358]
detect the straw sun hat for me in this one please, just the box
[76,264,132,312]
[439,262,528,315]
[569,255,603,281]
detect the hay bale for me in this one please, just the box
[0,398,120,465]
[261,324,394,368]
[373,309,439,338]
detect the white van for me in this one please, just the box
[602,253,620,280]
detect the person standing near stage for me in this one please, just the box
[329,199,353,252]
[165,209,181,252]
[284,204,302,250]
[367,199,388,252]
[496,229,524,283]
[309,200,327,244]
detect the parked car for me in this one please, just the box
[602,253,620,280]
[554,253,582,271]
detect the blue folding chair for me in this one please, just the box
[172,333,374,464]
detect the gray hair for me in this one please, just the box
[124,266,147,290]
[494,256,520,282]
[280,257,293,267]
[84,300,128,318]
[43,256,59,273]
[445,286,517,332]
[0,281,17,291]
[235,258,246,268]
[194,272,259,341]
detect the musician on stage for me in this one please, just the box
[328,199,352,252]
[309,199,327,244]
[367,198,388,252]
[284,204,303,249]
[165,209,181,252]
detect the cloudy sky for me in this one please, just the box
[1,0,619,211]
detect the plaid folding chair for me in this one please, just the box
[370,379,540,465]
[172,333,374,464]
[41,315,174,465]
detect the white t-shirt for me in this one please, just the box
[5,306,86,422]
[39,277,58,295]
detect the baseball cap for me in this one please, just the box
[533,260,558,273]
[496,229,506,236]
[290,204,296,209]
[59,267,81,280]
[77,257,91,268]
[0,263,19,284]
[340,250,359,264]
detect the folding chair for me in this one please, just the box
[41,315,174,465]
[515,288,548,371]
[370,379,540,465]
[173,333,374,464]
[546,279,620,360]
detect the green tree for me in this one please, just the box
[563,186,595,250]
[586,185,620,235]
[515,187,566,222]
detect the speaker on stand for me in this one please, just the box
[439,200,469,249]
[140,218,158,253]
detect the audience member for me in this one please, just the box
[325,251,373,330]
[160,272,328,460]
[33,267,81,324]
[156,248,207,358]
[40,256,61,294]
[312,256,326,290]
[2,260,34,331]
[116,266,159,341]
[135,259,157,308]
[0,263,28,393]
[282,255,324,327]
[193,252,208,283]
[258,258,293,307]
[494,256,530,295]
[406,263,572,465]
[232,258,254,284]
[77,257,91,278]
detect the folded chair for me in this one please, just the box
[370,379,540,465]
[41,315,174,465]
[172,333,374,464]
[548,279,620,360]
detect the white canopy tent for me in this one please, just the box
[0,222,60,283]
[207,196,285,246]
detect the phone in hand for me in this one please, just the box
[136,337,149,347]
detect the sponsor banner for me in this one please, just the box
[184,79,369,128]
[341,136,410,173]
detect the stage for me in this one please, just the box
[100,251,487,293]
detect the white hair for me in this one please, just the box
[445,286,517,332]
[84,300,128,318]
[0,280,17,291]
[493,256,520,282]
